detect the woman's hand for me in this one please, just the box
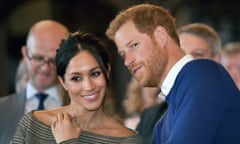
[51,112,81,143]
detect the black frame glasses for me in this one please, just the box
[27,50,56,68]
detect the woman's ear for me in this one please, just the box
[58,76,68,91]
[153,26,168,48]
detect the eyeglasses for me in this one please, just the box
[27,51,56,68]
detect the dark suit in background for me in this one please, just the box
[136,102,168,144]
[0,90,26,143]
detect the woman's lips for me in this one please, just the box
[82,91,99,101]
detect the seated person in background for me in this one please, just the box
[15,59,29,93]
[11,31,143,144]
[221,41,240,90]
[0,20,69,144]
[123,77,162,130]
[136,22,222,144]
[178,22,221,61]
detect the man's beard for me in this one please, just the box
[137,43,167,87]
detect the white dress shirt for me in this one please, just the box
[25,82,63,113]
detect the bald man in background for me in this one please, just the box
[0,20,69,143]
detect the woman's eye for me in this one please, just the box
[91,71,101,77]
[71,76,82,81]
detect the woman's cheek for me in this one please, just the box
[67,83,82,96]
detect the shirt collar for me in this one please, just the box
[160,55,194,97]
[26,82,61,100]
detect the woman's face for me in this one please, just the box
[60,50,107,111]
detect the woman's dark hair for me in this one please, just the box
[56,31,111,82]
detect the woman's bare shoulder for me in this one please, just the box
[32,107,66,126]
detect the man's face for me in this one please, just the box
[24,32,61,91]
[114,21,167,87]
[179,33,212,59]
[222,53,240,90]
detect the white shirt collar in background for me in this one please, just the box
[25,82,63,113]
[26,82,61,100]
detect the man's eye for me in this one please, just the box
[131,42,139,49]
[48,59,56,65]
[32,56,44,61]
[192,52,205,58]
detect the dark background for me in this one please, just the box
[0,0,239,113]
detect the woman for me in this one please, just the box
[11,31,143,143]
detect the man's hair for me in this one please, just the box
[106,3,179,45]
[222,41,240,56]
[178,23,221,57]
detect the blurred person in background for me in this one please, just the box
[123,77,161,130]
[15,59,28,93]
[178,23,221,61]
[221,41,240,90]
[0,20,69,143]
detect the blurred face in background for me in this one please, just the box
[141,87,160,110]
[22,21,68,91]
[179,33,212,58]
[221,53,240,90]
[25,35,58,91]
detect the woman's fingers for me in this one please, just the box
[57,112,64,121]
[51,112,81,143]
[63,112,72,121]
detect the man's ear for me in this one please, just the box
[213,53,221,63]
[58,76,67,91]
[153,26,168,48]
[21,46,28,59]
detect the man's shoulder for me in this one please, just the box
[144,102,167,113]
[0,91,25,100]
[185,59,219,68]
[0,90,26,108]
[0,93,16,103]
[179,59,225,78]
[141,102,168,119]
